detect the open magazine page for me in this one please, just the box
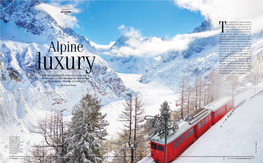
[0,0,262,163]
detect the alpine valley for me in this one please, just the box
[1,0,263,162]
[0,0,130,127]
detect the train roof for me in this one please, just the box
[151,108,211,145]
[203,96,232,111]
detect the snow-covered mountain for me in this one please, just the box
[140,21,263,89]
[97,35,156,74]
[0,0,130,126]
[191,20,212,33]
[98,21,214,75]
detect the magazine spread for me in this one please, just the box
[0,0,262,163]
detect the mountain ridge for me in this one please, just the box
[0,0,130,126]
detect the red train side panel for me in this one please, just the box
[150,108,212,163]
[150,97,235,163]
[194,113,212,139]
[205,97,234,125]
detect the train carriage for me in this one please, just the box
[150,96,235,163]
[204,97,235,124]
[150,108,212,163]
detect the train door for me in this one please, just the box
[212,112,215,124]
[194,124,199,140]
[151,142,159,161]
[168,143,173,162]
[223,106,226,115]
[157,144,165,163]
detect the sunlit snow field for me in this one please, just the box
[102,73,178,138]
[140,83,263,163]
[1,73,262,163]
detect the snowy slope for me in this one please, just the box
[0,0,130,127]
[0,5,133,162]
[101,73,178,138]
[0,1,132,162]
[139,85,263,163]
[140,21,263,89]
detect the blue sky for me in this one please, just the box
[67,1,204,45]
[40,0,263,57]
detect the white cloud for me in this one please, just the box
[109,1,263,57]
[35,3,80,28]
[110,29,220,57]
[90,41,116,51]
[118,24,125,30]
[174,0,263,34]
[118,25,142,38]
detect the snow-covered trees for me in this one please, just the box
[176,69,224,120]
[29,94,108,163]
[29,109,67,163]
[66,94,108,163]
[133,94,146,161]
[145,101,172,138]
[207,68,222,103]
[177,75,187,119]
[115,93,146,163]
[177,75,197,118]
[118,93,134,162]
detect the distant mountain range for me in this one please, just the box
[0,0,130,126]
[95,19,263,89]
[140,21,263,88]
[96,20,215,75]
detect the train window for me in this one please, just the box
[180,135,184,144]
[185,132,189,140]
[206,117,208,123]
[198,123,201,129]
[218,110,220,114]
[223,107,225,112]
[158,145,164,152]
[215,112,217,117]
[151,143,156,149]
[173,140,178,149]
[209,115,211,121]
[202,120,205,126]
[190,128,193,136]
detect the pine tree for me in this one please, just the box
[66,94,108,163]
[118,93,134,163]
[186,84,192,115]
[207,67,222,103]
[115,93,147,163]
[133,94,145,162]
[145,101,172,138]
[177,75,191,118]
[194,77,199,110]
[30,109,67,163]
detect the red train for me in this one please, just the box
[150,97,235,163]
